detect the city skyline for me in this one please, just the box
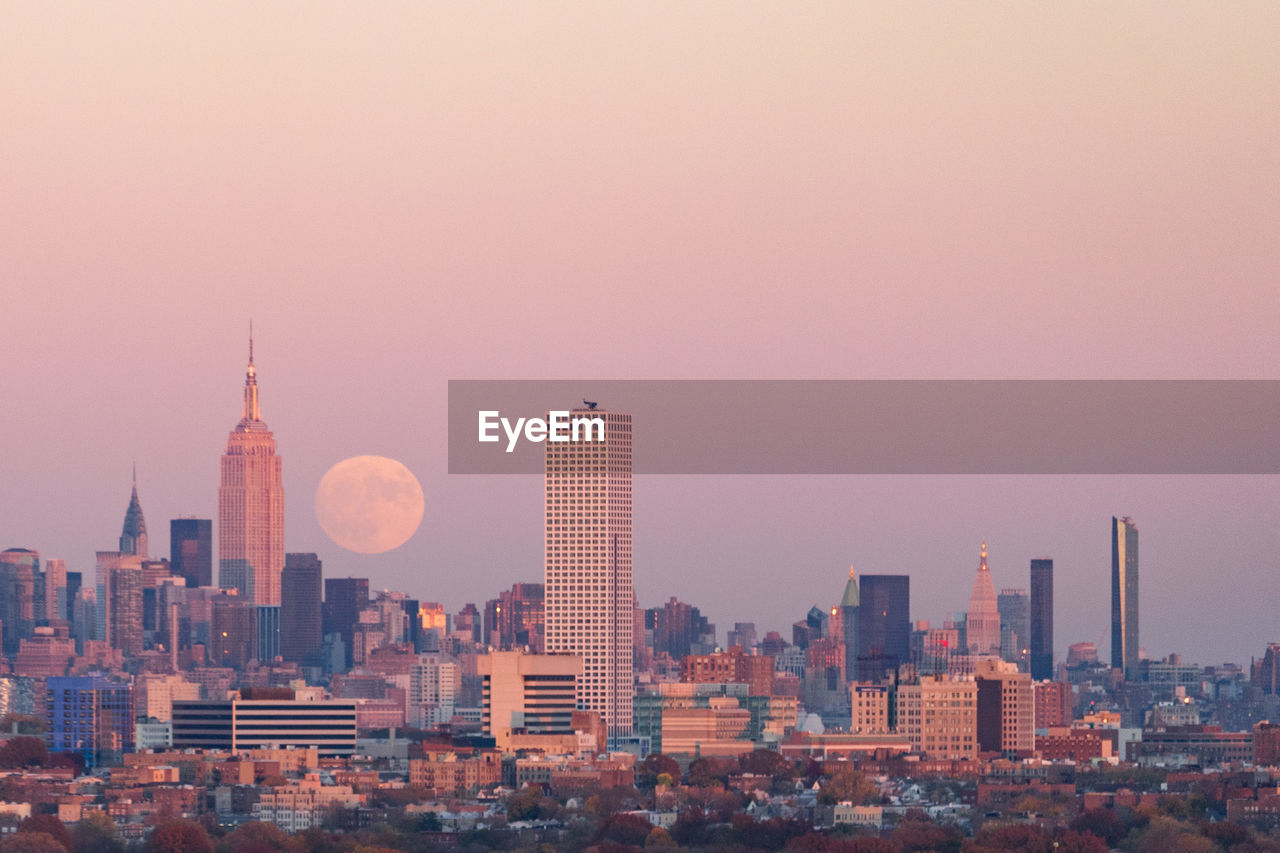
[4,2,1279,668]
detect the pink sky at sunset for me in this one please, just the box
[2,3,1278,664]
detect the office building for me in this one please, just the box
[408,654,459,728]
[544,405,634,738]
[324,577,369,669]
[107,560,143,656]
[172,688,357,757]
[895,674,977,760]
[1030,558,1054,680]
[1111,516,1139,678]
[281,553,323,664]
[680,645,775,696]
[478,651,580,749]
[42,557,67,624]
[219,334,285,658]
[170,518,212,589]
[966,542,1001,657]
[975,659,1034,758]
[855,575,910,682]
[997,588,1029,670]
[0,549,38,656]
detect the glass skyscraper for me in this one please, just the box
[1111,516,1139,679]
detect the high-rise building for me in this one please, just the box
[840,567,860,683]
[975,659,1034,758]
[1111,516,1139,679]
[171,518,212,589]
[282,553,323,665]
[1030,558,1054,680]
[42,558,67,624]
[895,674,978,760]
[46,676,134,768]
[647,597,715,660]
[544,405,633,738]
[107,561,144,656]
[324,577,369,669]
[997,588,1029,670]
[484,582,544,651]
[966,542,1001,657]
[855,575,910,682]
[0,549,38,656]
[119,469,149,559]
[212,592,254,669]
[219,334,285,658]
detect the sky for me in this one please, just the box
[2,3,1279,665]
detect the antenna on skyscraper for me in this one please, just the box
[249,319,255,365]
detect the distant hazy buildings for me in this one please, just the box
[0,548,38,657]
[997,588,1029,670]
[219,336,285,660]
[966,543,1001,657]
[170,518,212,589]
[1112,516,1140,679]
[1030,558,1054,680]
[544,405,634,739]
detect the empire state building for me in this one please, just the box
[219,334,284,661]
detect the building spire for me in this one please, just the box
[242,323,261,422]
[979,541,989,571]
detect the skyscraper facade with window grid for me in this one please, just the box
[543,407,633,738]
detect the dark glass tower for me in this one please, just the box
[1111,517,1139,679]
[323,577,369,670]
[170,518,213,588]
[1030,558,1054,680]
[856,574,910,682]
[281,553,322,664]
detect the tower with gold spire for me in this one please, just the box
[966,542,1001,657]
[218,326,284,662]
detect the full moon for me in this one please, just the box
[315,456,425,554]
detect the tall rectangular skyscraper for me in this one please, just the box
[1111,517,1139,678]
[171,518,212,589]
[1029,558,1053,680]
[219,336,284,660]
[855,574,910,682]
[544,406,633,739]
[281,553,322,664]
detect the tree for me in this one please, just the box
[17,817,70,853]
[0,833,66,853]
[71,812,122,853]
[219,821,292,852]
[596,813,653,847]
[971,823,1053,852]
[1051,830,1110,853]
[740,749,791,779]
[0,737,48,769]
[636,753,680,788]
[644,827,677,848]
[146,820,214,853]
[816,765,877,806]
[1068,808,1126,847]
